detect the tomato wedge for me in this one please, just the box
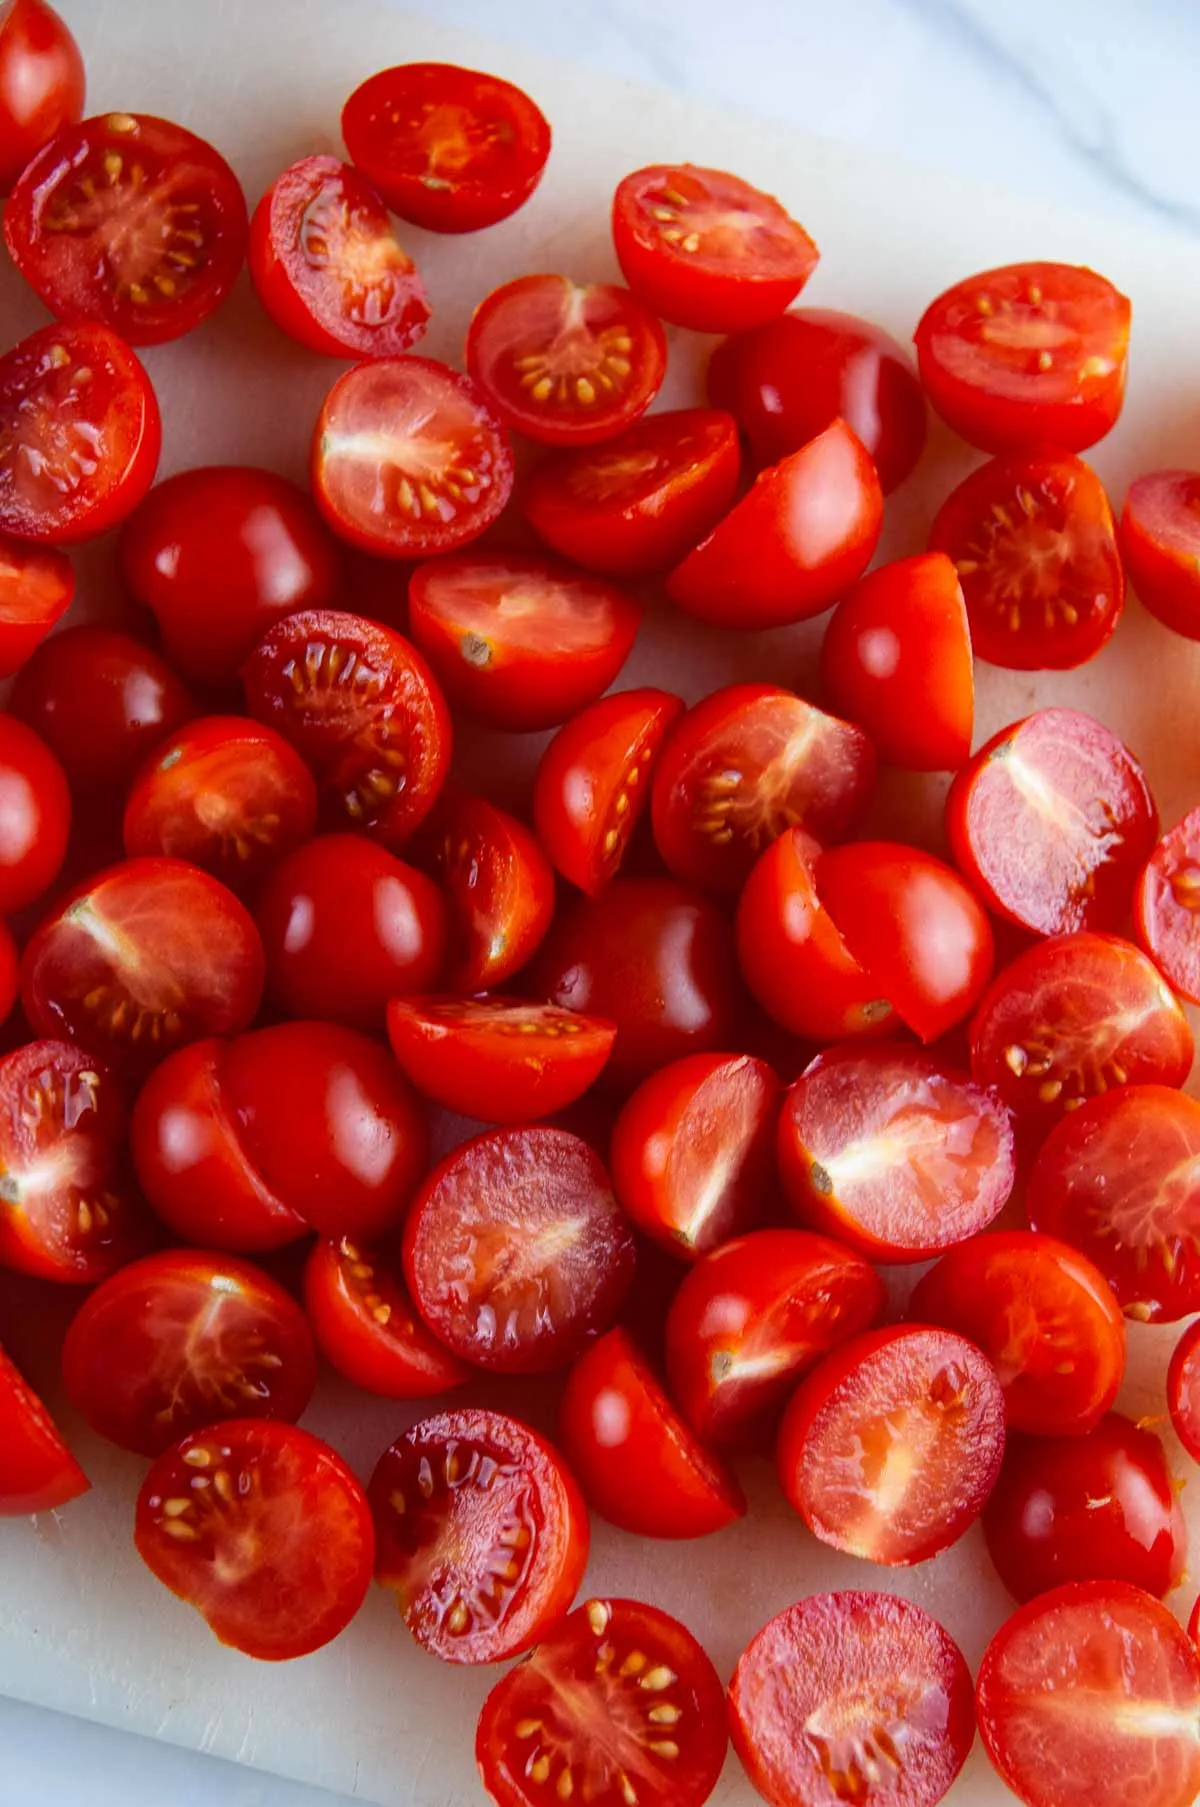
[411,792,554,992]
[387,996,616,1122]
[1121,470,1200,639]
[1135,805,1200,1004]
[1169,1317,1200,1464]
[0,1342,88,1515]
[303,1235,468,1400]
[0,532,74,674]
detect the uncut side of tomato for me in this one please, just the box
[0,712,70,912]
[0,0,85,195]
[303,1235,468,1400]
[0,1342,89,1515]
[387,997,616,1122]
[1121,470,1200,639]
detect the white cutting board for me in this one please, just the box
[4,1,1200,1802]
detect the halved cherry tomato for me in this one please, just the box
[0,321,160,543]
[61,1249,317,1457]
[0,533,73,674]
[651,684,875,896]
[0,714,69,911]
[0,1341,88,1514]
[665,1228,884,1446]
[534,688,684,895]
[387,997,616,1122]
[910,1231,1126,1437]
[477,1595,728,1807]
[976,1581,1200,1807]
[0,0,84,194]
[412,791,554,991]
[1121,471,1200,639]
[969,934,1193,1136]
[6,111,248,344]
[303,1235,468,1399]
[408,551,641,731]
[341,62,551,234]
[249,155,429,358]
[523,409,741,576]
[1134,806,1200,1004]
[370,1406,588,1663]
[136,1419,374,1661]
[730,1593,975,1807]
[666,420,883,629]
[1169,1317,1200,1463]
[820,552,973,771]
[915,261,1131,452]
[558,1327,745,1538]
[312,355,513,557]
[929,446,1123,669]
[612,163,818,333]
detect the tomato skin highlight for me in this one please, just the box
[0,1342,89,1515]
[0,713,70,912]
[0,0,85,195]
[303,1235,468,1400]
[386,996,616,1123]
[0,533,74,675]
[1134,804,1200,1004]
[1121,470,1200,639]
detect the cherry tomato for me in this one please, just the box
[534,688,684,895]
[820,552,973,770]
[559,1327,745,1538]
[303,1235,468,1400]
[387,997,615,1122]
[915,261,1131,453]
[930,446,1123,670]
[730,1593,975,1807]
[666,420,883,629]
[0,920,16,1024]
[312,355,513,558]
[0,533,73,674]
[243,609,451,845]
[411,791,554,992]
[341,62,550,233]
[976,1581,1200,1807]
[249,154,429,358]
[477,1596,728,1807]
[0,714,69,912]
[1121,470,1200,639]
[612,163,818,332]
[136,1419,374,1661]
[910,1231,1126,1437]
[119,465,343,685]
[408,551,641,732]
[1169,1317,1200,1463]
[369,1406,588,1663]
[1134,805,1200,1004]
[0,321,160,544]
[0,0,84,194]
[523,408,741,576]
[0,1341,88,1514]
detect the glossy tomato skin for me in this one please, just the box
[0,920,16,1025]
[0,0,84,194]
[412,792,554,991]
[0,533,74,674]
[0,714,69,912]
[1169,1318,1200,1463]
[387,997,616,1122]
[303,1235,468,1399]
[1121,471,1200,639]
[1134,804,1200,1003]
[0,1343,88,1514]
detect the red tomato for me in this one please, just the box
[0,0,84,194]
[777,1323,1006,1564]
[929,446,1123,670]
[387,997,616,1122]
[477,1596,728,1807]
[1134,805,1200,1004]
[242,609,451,845]
[820,552,973,771]
[369,1407,588,1663]
[249,155,429,358]
[0,921,16,1024]
[119,466,344,685]
[303,1235,468,1399]
[651,683,876,896]
[312,355,513,558]
[256,834,447,1031]
[708,307,927,490]
[610,1052,781,1260]
[411,792,554,992]
[665,1228,885,1446]
[0,1341,88,1514]
[976,1581,1200,1807]
[341,62,550,233]
[0,714,69,911]
[1169,1317,1200,1463]
[136,1419,374,1660]
[61,1249,317,1457]
[0,322,160,544]
[523,408,741,576]
[915,262,1131,452]
[612,163,818,333]
[730,1593,975,1807]
[1121,471,1200,639]
[408,551,641,732]
[534,688,684,895]
[558,1327,746,1538]
[910,1231,1127,1437]
[666,420,883,629]
[0,533,73,674]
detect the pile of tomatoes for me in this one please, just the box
[4,3,1200,1805]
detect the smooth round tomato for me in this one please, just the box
[0,533,73,675]
[312,355,513,558]
[910,1231,1127,1437]
[929,446,1123,670]
[976,1581,1200,1807]
[1134,805,1200,1004]
[387,997,616,1122]
[0,0,84,194]
[0,1341,88,1514]
[408,551,641,732]
[369,1407,588,1663]
[708,307,927,490]
[0,321,160,544]
[612,163,818,332]
[341,62,550,233]
[730,1593,975,1807]
[651,683,876,896]
[0,713,69,911]
[303,1235,468,1400]
[948,708,1157,936]
[666,420,883,629]
[61,1249,317,1457]
[820,552,973,770]
[523,408,741,576]
[534,687,684,895]
[249,154,428,358]
[1121,471,1200,639]
[119,465,343,685]
[1169,1317,1200,1463]
[411,792,554,992]
[915,261,1131,452]
[136,1419,374,1661]
[558,1327,746,1538]
[477,1595,728,1807]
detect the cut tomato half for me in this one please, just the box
[0,1342,89,1515]
[1135,805,1200,1004]
[1121,469,1200,639]
[0,533,74,674]
[387,995,616,1123]
[303,1235,468,1400]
